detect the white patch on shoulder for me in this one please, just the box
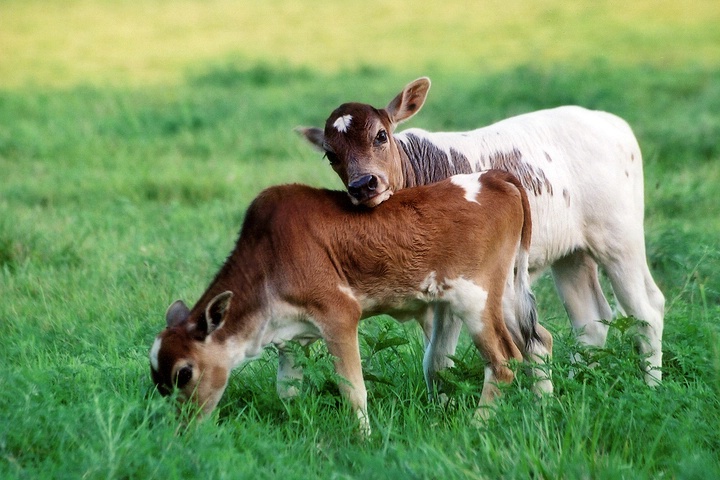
[149,337,162,372]
[333,114,353,133]
[450,172,483,203]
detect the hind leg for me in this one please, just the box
[551,251,614,358]
[423,303,463,400]
[601,251,665,385]
[501,281,553,394]
[524,323,554,395]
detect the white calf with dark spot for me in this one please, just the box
[300,77,664,385]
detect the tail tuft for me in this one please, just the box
[515,247,541,349]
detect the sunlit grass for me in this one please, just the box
[2,0,720,87]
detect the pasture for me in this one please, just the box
[1,1,719,478]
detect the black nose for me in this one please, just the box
[348,175,378,200]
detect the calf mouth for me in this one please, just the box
[347,174,393,207]
[362,188,393,207]
[348,187,393,207]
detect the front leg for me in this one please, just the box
[324,323,369,436]
[423,303,462,401]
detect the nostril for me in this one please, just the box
[367,176,378,191]
[348,175,374,197]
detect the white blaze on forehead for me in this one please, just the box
[150,337,162,372]
[333,114,353,133]
[450,172,483,203]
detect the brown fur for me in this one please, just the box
[149,170,548,428]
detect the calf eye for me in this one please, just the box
[375,129,388,145]
[324,151,340,166]
[175,366,193,389]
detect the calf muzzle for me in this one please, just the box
[348,174,379,202]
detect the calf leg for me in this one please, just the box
[525,323,554,395]
[314,304,369,435]
[419,305,434,346]
[472,327,522,420]
[423,303,463,400]
[325,329,369,435]
[459,287,522,416]
[501,280,553,394]
[601,252,665,385]
[551,251,613,367]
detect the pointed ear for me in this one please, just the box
[295,126,326,152]
[385,77,431,125]
[197,291,233,337]
[166,300,190,328]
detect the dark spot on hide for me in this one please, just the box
[398,133,473,186]
[545,151,553,163]
[563,188,571,207]
[487,148,554,196]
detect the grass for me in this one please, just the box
[2,1,720,478]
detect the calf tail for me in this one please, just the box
[504,172,540,349]
[497,170,552,394]
[514,240,540,349]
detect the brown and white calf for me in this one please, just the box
[299,77,665,385]
[149,170,552,432]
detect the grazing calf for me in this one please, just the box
[299,77,665,385]
[149,170,552,433]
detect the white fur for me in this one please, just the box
[419,271,441,297]
[149,337,162,372]
[264,297,321,348]
[396,106,665,383]
[441,277,489,335]
[333,114,353,133]
[450,172,483,203]
[418,272,488,334]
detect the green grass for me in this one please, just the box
[2,1,720,478]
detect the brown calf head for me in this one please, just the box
[149,291,234,417]
[298,77,431,207]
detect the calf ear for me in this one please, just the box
[166,300,190,328]
[197,291,234,337]
[386,77,431,125]
[295,126,326,152]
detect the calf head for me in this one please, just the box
[149,291,234,416]
[299,77,431,207]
